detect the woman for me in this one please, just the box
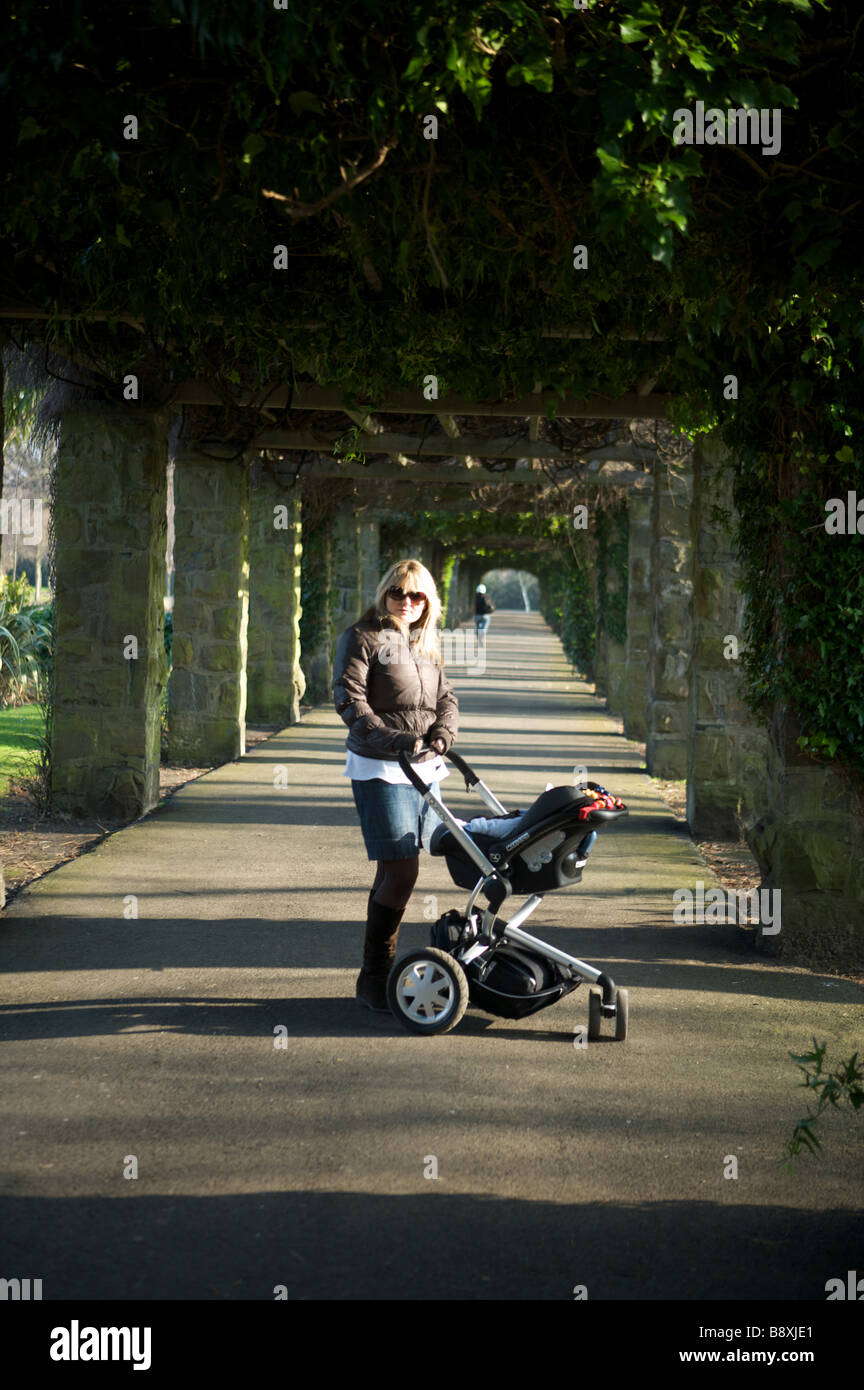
[333,559,459,1012]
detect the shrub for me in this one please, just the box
[0,574,37,611]
[0,597,53,706]
[782,1040,864,1169]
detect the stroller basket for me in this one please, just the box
[386,747,630,1040]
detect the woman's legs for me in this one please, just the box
[358,856,419,1011]
[371,855,419,909]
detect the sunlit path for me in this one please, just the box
[1,613,860,1301]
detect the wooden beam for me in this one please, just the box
[252,428,659,463]
[257,455,545,483]
[172,381,669,419]
[344,408,378,434]
[528,380,542,444]
[342,408,413,468]
[0,304,668,343]
[254,454,649,485]
[541,327,667,341]
[435,412,484,469]
[253,429,565,459]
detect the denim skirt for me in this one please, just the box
[351,777,444,861]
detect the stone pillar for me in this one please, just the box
[167,447,249,764]
[357,515,381,609]
[623,486,652,741]
[606,636,627,713]
[51,405,168,819]
[247,472,305,726]
[748,710,864,966]
[329,512,364,667]
[593,628,609,698]
[456,559,474,626]
[295,508,379,708]
[298,519,333,707]
[444,558,467,628]
[592,530,606,696]
[687,438,770,836]
[646,451,693,777]
[596,503,628,713]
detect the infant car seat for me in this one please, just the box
[429,783,623,902]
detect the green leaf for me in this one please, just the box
[687,50,715,72]
[596,144,623,173]
[288,91,323,115]
[18,116,46,142]
[242,133,267,158]
[620,20,649,43]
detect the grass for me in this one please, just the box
[0,703,46,797]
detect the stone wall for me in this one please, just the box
[298,519,333,707]
[51,405,168,819]
[167,447,249,765]
[592,628,608,698]
[748,709,864,965]
[357,515,381,609]
[687,438,770,837]
[298,509,380,706]
[597,503,629,714]
[646,453,693,777]
[247,476,305,726]
[623,487,652,741]
[329,512,379,666]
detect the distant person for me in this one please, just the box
[473,584,495,645]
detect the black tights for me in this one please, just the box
[371,857,419,911]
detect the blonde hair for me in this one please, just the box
[367,558,443,665]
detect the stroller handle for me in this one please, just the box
[398,748,628,824]
[397,746,480,796]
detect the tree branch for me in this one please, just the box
[422,141,449,291]
[261,137,397,218]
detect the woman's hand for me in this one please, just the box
[411,736,446,755]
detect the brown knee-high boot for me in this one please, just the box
[356,898,406,1012]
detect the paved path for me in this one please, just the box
[1,613,861,1300]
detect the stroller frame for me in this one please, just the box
[390,748,629,1038]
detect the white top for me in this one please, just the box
[345,750,450,785]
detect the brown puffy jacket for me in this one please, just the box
[333,613,459,762]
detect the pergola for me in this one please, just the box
[3,313,860,961]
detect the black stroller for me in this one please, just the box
[388,748,630,1038]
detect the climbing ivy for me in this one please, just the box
[538,552,595,675]
[437,552,458,619]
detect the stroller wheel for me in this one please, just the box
[587,986,603,1041]
[587,985,629,1041]
[614,987,629,1042]
[387,948,469,1035]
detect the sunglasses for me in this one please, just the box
[387,586,427,605]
